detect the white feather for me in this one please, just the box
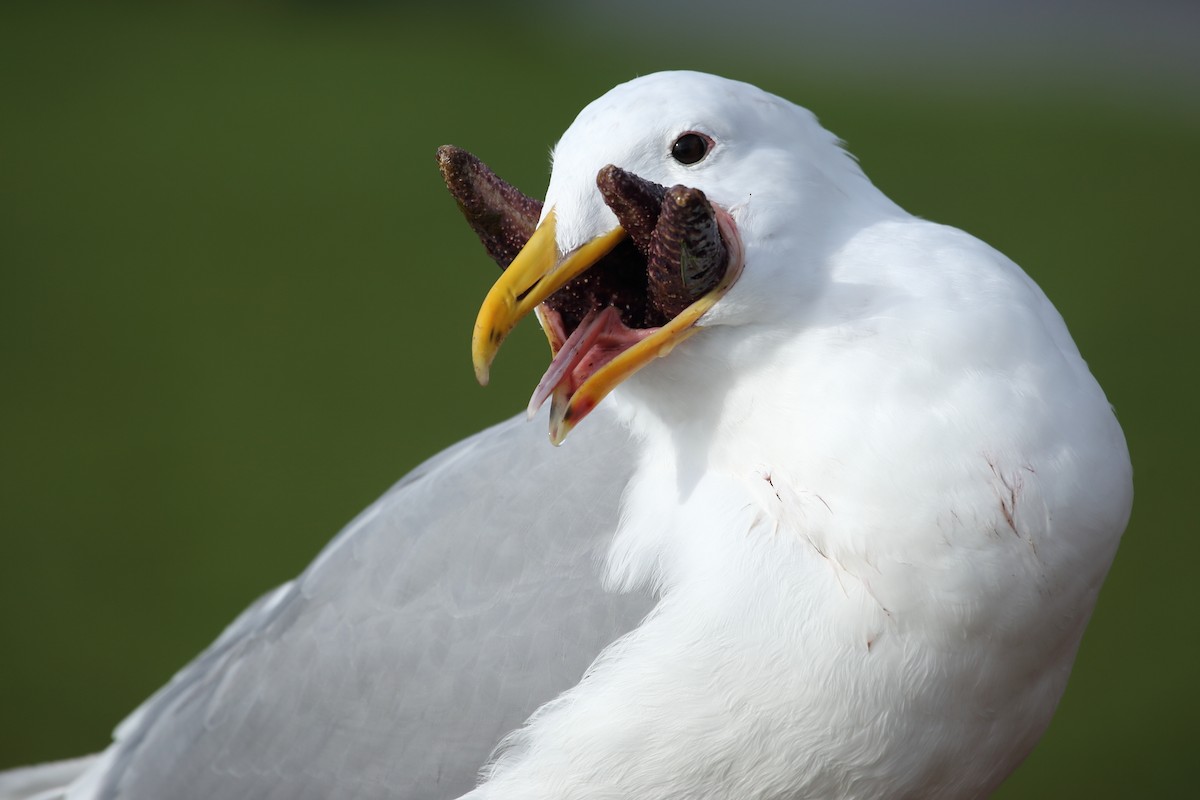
[465,70,1131,799]
[11,70,1130,800]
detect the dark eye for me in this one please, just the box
[671,132,710,165]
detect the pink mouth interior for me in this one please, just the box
[527,306,655,418]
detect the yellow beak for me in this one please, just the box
[472,207,741,444]
[471,210,624,386]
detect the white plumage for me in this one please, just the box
[1,71,1131,800]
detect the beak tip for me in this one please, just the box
[472,356,492,386]
[548,402,576,446]
[471,328,497,386]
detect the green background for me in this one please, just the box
[2,2,1196,796]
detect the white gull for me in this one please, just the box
[1,70,1132,800]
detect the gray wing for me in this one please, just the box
[82,408,653,800]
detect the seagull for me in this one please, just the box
[1,71,1131,800]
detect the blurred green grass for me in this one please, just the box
[1,2,1196,796]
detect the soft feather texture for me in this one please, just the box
[63,409,652,800]
[11,71,1131,800]
[463,71,1130,798]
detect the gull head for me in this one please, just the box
[441,71,893,443]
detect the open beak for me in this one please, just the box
[471,204,743,445]
[471,210,622,386]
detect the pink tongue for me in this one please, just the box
[528,307,618,417]
[527,306,654,418]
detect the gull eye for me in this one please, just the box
[671,132,710,165]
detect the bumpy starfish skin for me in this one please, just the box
[438,147,730,332]
[646,185,728,318]
[596,165,667,253]
[597,166,728,317]
[436,145,542,269]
